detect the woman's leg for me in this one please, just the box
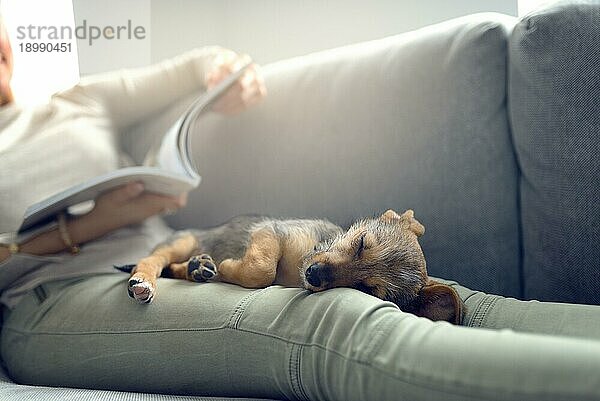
[436,277,600,340]
[2,273,600,401]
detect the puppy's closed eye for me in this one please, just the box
[355,233,367,258]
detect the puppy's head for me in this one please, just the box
[302,209,462,324]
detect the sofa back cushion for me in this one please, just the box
[509,1,600,303]
[164,14,520,296]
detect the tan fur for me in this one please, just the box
[130,235,199,294]
[275,231,316,287]
[362,277,392,299]
[218,228,282,288]
[164,261,193,280]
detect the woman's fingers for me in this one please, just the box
[214,84,264,115]
[97,182,144,205]
[93,182,186,218]
[206,53,249,88]
[205,51,266,115]
[135,192,186,213]
[211,85,243,114]
[206,65,233,89]
[211,67,266,114]
[88,184,188,234]
[208,64,255,92]
[121,192,186,222]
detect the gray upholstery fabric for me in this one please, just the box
[161,13,521,296]
[508,0,600,303]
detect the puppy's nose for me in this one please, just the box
[305,263,325,287]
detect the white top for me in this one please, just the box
[0,47,224,308]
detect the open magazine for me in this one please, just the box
[18,63,251,233]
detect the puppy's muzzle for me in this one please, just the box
[305,262,331,288]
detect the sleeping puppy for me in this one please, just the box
[116,210,463,324]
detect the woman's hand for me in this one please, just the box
[205,50,267,115]
[83,182,187,236]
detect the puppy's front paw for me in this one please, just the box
[187,254,218,282]
[128,275,156,304]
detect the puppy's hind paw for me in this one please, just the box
[128,276,156,304]
[187,254,218,282]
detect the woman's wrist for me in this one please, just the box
[16,211,110,256]
[18,225,65,255]
[68,210,115,244]
[57,213,80,254]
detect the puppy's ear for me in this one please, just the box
[400,209,425,237]
[403,281,463,324]
[381,209,402,221]
[381,209,425,237]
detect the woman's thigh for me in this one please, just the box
[437,277,600,340]
[3,273,600,401]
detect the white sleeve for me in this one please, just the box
[55,46,229,132]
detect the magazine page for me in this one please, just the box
[146,62,251,178]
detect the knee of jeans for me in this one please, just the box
[236,286,404,354]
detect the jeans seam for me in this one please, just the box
[467,295,499,328]
[227,288,269,329]
[289,343,309,401]
[359,313,397,363]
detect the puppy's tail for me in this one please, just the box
[113,264,136,273]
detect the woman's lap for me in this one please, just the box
[2,273,600,400]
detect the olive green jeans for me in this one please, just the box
[2,274,600,400]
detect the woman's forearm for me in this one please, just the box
[2,212,113,260]
[0,225,69,263]
[64,46,228,131]
[0,183,186,263]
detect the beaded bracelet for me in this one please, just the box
[0,242,20,255]
[58,212,80,255]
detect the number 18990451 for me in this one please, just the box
[18,42,72,53]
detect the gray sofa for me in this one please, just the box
[2,1,598,399]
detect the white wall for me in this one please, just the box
[73,0,151,75]
[74,0,518,75]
